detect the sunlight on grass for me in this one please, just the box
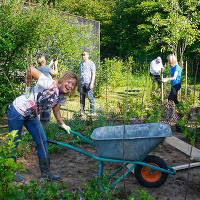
[50,75,149,122]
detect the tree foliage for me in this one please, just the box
[137,0,200,63]
[0,0,97,113]
[28,0,200,64]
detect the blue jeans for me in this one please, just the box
[80,83,95,113]
[7,104,48,158]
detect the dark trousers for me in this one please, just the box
[150,73,161,85]
[80,84,95,113]
[168,84,181,104]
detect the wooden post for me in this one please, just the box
[178,60,183,101]
[193,61,199,104]
[161,68,164,103]
[185,61,188,97]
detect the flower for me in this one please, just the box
[71,189,73,193]
[79,189,83,193]
[22,180,26,184]
[74,181,79,185]
[79,196,83,200]
[60,189,64,193]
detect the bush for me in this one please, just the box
[0,131,24,199]
[0,0,98,113]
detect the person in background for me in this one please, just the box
[149,56,164,86]
[79,50,96,115]
[7,67,77,181]
[162,54,181,104]
[37,56,58,126]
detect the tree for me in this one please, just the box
[0,0,95,113]
[137,0,200,64]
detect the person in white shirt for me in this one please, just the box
[149,56,164,85]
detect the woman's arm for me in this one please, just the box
[26,67,42,87]
[168,71,178,81]
[162,71,178,82]
[50,60,58,76]
[53,104,71,133]
[52,104,64,125]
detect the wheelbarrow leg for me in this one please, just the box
[107,164,128,179]
[110,164,136,189]
[98,162,136,191]
[98,161,104,177]
[98,161,108,192]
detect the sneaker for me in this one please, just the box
[13,172,25,182]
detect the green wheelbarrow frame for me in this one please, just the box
[47,129,176,191]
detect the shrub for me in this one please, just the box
[0,130,24,199]
[0,0,98,113]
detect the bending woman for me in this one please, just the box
[162,54,181,104]
[7,67,77,181]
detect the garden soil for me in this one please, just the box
[18,127,200,200]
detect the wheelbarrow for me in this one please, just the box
[47,123,176,190]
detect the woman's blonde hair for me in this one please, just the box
[58,71,78,95]
[167,54,178,66]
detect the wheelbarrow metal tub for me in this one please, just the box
[91,123,172,161]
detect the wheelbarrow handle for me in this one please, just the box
[167,165,176,175]
[69,129,96,147]
[59,126,95,147]
[47,139,58,144]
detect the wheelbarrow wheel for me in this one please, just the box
[135,155,168,187]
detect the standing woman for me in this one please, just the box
[162,54,181,104]
[7,67,77,181]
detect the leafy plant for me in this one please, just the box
[0,131,24,199]
[14,176,115,200]
[12,174,155,200]
[128,190,155,200]
[16,132,33,158]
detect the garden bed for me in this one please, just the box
[18,128,200,200]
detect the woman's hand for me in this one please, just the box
[60,124,71,134]
[162,78,169,83]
